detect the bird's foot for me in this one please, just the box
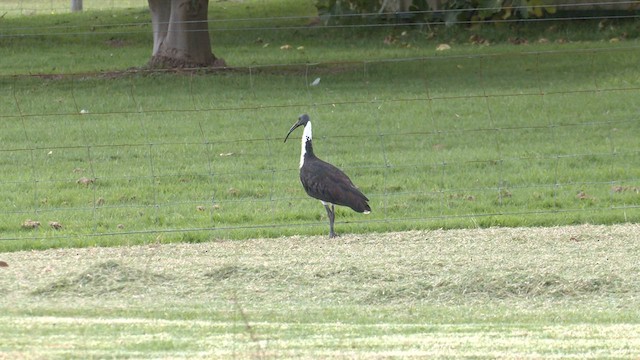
[329,232,339,239]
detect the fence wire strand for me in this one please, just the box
[1,2,639,39]
[1,8,639,243]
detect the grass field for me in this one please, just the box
[0,0,145,16]
[1,224,640,358]
[1,45,639,249]
[0,3,638,251]
[1,3,639,357]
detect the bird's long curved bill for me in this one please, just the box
[284,122,301,143]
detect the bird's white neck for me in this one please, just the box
[300,121,312,168]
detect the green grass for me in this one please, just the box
[1,48,639,250]
[1,1,639,74]
[1,225,639,358]
[0,0,143,16]
[0,1,639,250]
[1,4,639,357]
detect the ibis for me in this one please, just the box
[284,114,370,238]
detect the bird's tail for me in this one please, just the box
[363,204,371,214]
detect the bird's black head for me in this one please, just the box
[284,114,310,143]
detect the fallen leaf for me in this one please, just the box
[384,35,397,45]
[280,44,292,50]
[576,191,590,200]
[77,177,94,186]
[469,34,489,45]
[49,221,63,230]
[508,37,528,45]
[436,43,451,51]
[22,220,40,229]
[611,185,639,193]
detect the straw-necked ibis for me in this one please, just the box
[284,114,370,238]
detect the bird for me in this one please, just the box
[284,114,370,238]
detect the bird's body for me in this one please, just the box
[285,114,370,238]
[300,143,370,213]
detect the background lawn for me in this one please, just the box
[1,40,638,249]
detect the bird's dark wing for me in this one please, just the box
[300,158,370,213]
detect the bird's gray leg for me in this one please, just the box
[324,204,337,238]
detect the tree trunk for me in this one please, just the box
[71,0,83,12]
[148,0,226,69]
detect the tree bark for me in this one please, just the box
[148,0,226,69]
[71,0,83,12]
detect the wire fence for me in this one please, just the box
[1,2,639,245]
[2,0,638,13]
